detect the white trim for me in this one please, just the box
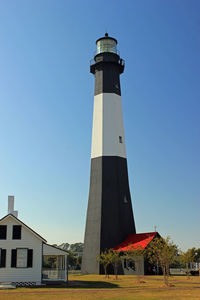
[64,254,67,282]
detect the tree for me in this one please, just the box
[97,250,122,279]
[43,256,57,268]
[169,253,185,269]
[67,250,77,270]
[194,248,200,276]
[109,250,122,280]
[124,245,144,283]
[145,236,177,286]
[77,255,82,266]
[70,243,84,253]
[181,248,197,278]
[189,248,200,276]
[97,250,112,278]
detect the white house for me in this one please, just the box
[0,196,68,286]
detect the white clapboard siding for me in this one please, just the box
[0,215,43,284]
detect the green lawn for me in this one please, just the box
[0,275,200,300]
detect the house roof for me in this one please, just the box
[114,232,158,252]
[0,214,47,243]
[43,243,68,256]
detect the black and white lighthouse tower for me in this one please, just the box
[82,34,136,274]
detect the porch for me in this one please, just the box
[42,244,68,283]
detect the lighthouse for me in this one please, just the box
[82,34,136,274]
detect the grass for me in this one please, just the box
[0,275,200,299]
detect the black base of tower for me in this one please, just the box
[82,156,136,274]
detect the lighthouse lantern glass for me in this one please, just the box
[97,39,117,54]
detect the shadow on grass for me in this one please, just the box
[39,280,119,289]
[69,280,119,289]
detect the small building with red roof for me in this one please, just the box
[113,232,160,275]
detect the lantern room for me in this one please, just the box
[96,33,118,54]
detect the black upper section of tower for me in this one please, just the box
[90,34,125,96]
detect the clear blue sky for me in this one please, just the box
[0,0,199,251]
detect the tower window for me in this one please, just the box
[12,225,21,240]
[0,225,7,239]
[119,136,123,143]
[124,196,128,203]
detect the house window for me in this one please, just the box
[11,249,33,268]
[128,260,135,271]
[119,136,123,143]
[124,259,136,270]
[0,225,7,239]
[16,248,28,268]
[12,225,21,239]
[0,249,6,268]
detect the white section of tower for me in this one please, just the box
[91,93,126,159]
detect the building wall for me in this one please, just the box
[91,93,126,159]
[0,217,43,284]
[122,256,144,276]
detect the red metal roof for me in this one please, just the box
[114,232,158,252]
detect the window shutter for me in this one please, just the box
[27,249,33,267]
[11,249,17,267]
[0,249,6,267]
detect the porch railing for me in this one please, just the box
[42,269,66,281]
